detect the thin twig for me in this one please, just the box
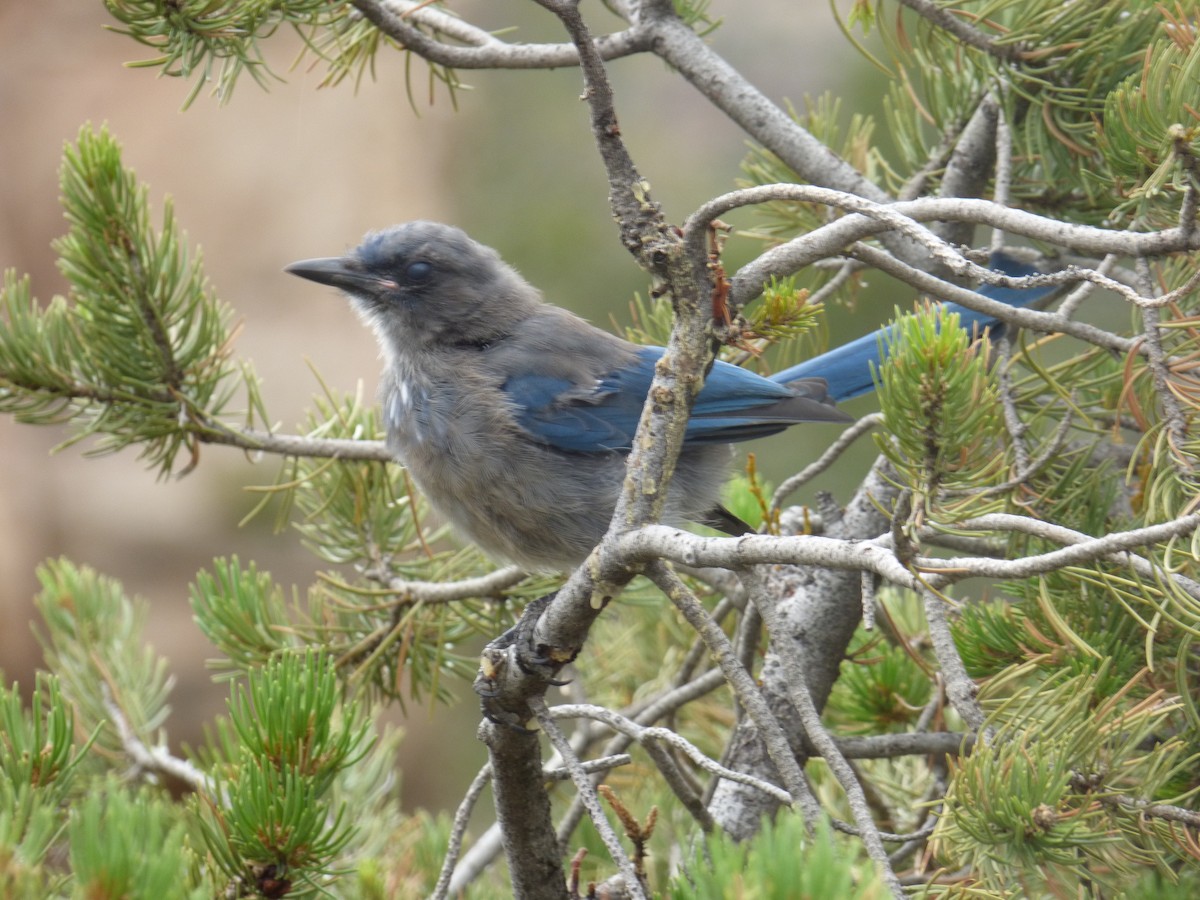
[1056,253,1118,321]
[639,738,715,832]
[644,561,823,823]
[917,584,988,733]
[887,776,948,867]
[103,687,211,795]
[939,397,1074,499]
[1134,259,1194,484]
[995,337,1031,473]
[531,698,647,900]
[1099,791,1200,829]
[770,413,883,512]
[671,594,738,689]
[547,704,792,806]
[430,763,493,900]
[829,814,939,846]
[743,571,905,898]
[732,601,763,694]
[351,0,652,69]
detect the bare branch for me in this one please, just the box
[618,526,915,587]
[639,0,892,205]
[770,414,883,513]
[834,731,972,760]
[917,584,988,733]
[917,513,1200,584]
[548,702,792,804]
[744,570,905,898]
[730,191,1200,306]
[531,698,647,900]
[1099,792,1200,829]
[349,0,651,69]
[201,422,392,461]
[382,565,527,603]
[990,101,1013,250]
[945,513,1200,602]
[534,0,675,265]
[104,686,211,795]
[644,561,821,820]
[936,94,998,247]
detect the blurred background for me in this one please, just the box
[0,1,876,813]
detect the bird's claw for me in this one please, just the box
[473,592,577,728]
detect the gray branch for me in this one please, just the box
[730,190,1200,306]
[745,569,905,898]
[896,0,1025,64]
[352,0,652,68]
[477,721,566,900]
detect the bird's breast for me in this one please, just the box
[382,366,518,465]
[384,373,428,442]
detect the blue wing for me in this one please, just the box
[507,346,848,453]
[769,252,1059,401]
[504,354,650,452]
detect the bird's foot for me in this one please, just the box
[474,592,577,731]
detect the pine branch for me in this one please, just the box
[895,0,1026,65]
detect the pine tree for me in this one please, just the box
[3,2,1200,897]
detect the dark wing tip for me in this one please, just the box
[699,505,756,536]
[780,376,855,423]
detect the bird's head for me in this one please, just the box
[286,221,542,352]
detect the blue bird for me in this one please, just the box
[286,221,851,570]
[286,224,1053,570]
[770,252,1058,402]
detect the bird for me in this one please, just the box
[285,221,852,571]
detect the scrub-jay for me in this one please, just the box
[286,222,1050,570]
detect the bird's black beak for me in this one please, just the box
[285,256,389,293]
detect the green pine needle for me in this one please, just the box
[875,305,1005,521]
[0,125,248,477]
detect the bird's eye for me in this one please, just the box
[406,261,433,283]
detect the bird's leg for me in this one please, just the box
[489,592,573,672]
[474,591,577,731]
